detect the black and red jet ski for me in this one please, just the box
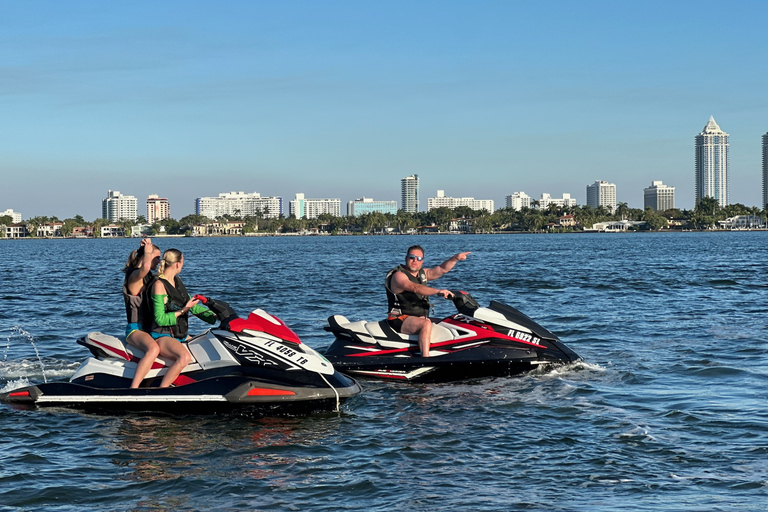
[323,291,580,382]
[1,296,361,413]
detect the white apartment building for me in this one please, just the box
[695,116,729,207]
[537,193,577,210]
[347,197,398,216]
[289,193,341,219]
[586,181,617,213]
[427,190,495,213]
[102,190,138,222]
[643,181,675,211]
[1,209,22,223]
[146,194,170,223]
[195,192,282,219]
[401,174,420,213]
[505,192,531,211]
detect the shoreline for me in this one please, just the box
[2,229,766,240]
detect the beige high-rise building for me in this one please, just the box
[146,194,170,223]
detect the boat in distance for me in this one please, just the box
[323,291,580,383]
[1,296,361,414]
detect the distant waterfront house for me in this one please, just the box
[557,215,576,227]
[6,223,28,238]
[448,218,472,233]
[130,224,153,237]
[101,225,125,237]
[72,226,93,238]
[37,222,63,237]
[717,215,766,230]
[209,220,244,236]
[587,220,646,232]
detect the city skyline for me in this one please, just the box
[1,1,765,219]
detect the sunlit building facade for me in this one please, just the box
[347,197,398,216]
[505,192,531,211]
[146,194,170,223]
[586,181,617,213]
[102,190,138,222]
[401,174,420,213]
[289,193,341,219]
[695,116,729,207]
[643,181,675,212]
[762,132,768,209]
[427,190,494,213]
[195,192,282,219]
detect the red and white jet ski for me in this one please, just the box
[1,296,361,413]
[323,291,580,382]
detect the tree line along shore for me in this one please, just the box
[2,197,766,238]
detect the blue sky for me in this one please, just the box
[1,0,765,220]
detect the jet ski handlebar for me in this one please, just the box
[193,294,240,327]
[448,290,481,315]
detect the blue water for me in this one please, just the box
[1,233,766,511]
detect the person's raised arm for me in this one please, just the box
[391,269,453,299]
[424,251,471,281]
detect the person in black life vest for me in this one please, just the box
[150,249,216,388]
[123,237,162,388]
[386,245,471,357]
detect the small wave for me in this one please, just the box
[687,366,750,378]
[709,279,739,286]
[0,359,79,381]
[1,376,32,393]
[532,360,607,378]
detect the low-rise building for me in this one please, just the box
[427,190,494,213]
[37,223,63,237]
[101,225,125,237]
[538,193,577,210]
[717,215,766,230]
[289,193,341,219]
[5,223,28,238]
[347,197,397,216]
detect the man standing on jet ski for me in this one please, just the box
[385,245,471,357]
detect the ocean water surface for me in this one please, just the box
[0,232,766,511]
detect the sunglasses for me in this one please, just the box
[407,254,424,261]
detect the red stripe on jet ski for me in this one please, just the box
[89,337,167,368]
[247,388,297,396]
[441,318,546,348]
[9,391,30,397]
[171,375,197,386]
[228,314,301,344]
[89,338,131,361]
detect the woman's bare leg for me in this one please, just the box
[126,331,161,388]
[156,336,192,388]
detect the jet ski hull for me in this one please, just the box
[1,373,361,414]
[1,298,362,414]
[323,292,580,383]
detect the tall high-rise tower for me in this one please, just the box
[102,190,138,222]
[695,116,729,207]
[401,174,419,213]
[586,180,617,213]
[762,132,768,209]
